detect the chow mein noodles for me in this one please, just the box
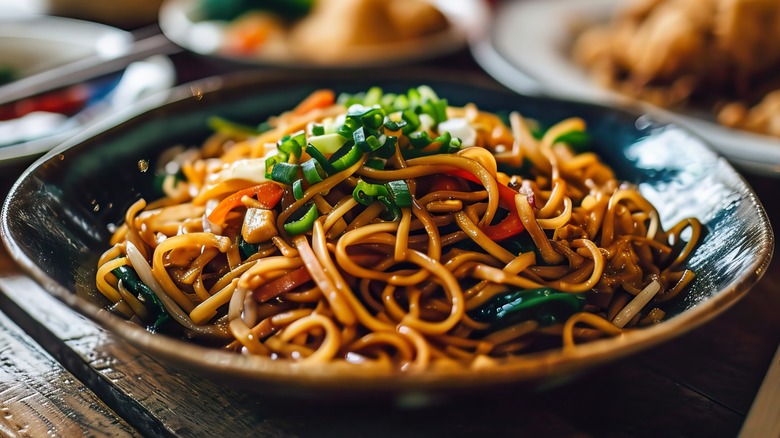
[96,86,700,371]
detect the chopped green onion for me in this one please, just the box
[380,92,396,110]
[283,203,318,235]
[311,123,325,136]
[409,131,433,149]
[352,179,411,209]
[360,108,385,130]
[305,143,336,174]
[278,130,306,160]
[385,180,412,207]
[392,94,409,111]
[407,87,421,107]
[264,153,288,180]
[417,85,439,103]
[354,127,384,152]
[329,143,364,172]
[433,131,451,147]
[292,179,305,200]
[401,110,420,134]
[378,197,401,221]
[336,116,362,138]
[353,126,366,149]
[376,136,397,159]
[365,157,387,170]
[384,118,407,132]
[363,87,383,107]
[301,158,327,184]
[432,99,448,123]
[353,180,389,206]
[270,162,300,185]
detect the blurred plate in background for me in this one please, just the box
[0,16,175,164]
[470,0,780,176]
[0,15,133,81]
[159,0,490,68]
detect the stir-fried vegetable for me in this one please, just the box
[470,288,586,327]
[207,182,284,226]
[111,265,170,331]
[283,203,318,235]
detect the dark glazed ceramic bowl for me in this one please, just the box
[1,71,773,399]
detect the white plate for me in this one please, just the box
[469,0,780,176]
[0,16,177,164]
[159,0,491,68]
[0,15,133,83]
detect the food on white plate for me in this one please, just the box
[573,0,780,137]
[198,0,449,63]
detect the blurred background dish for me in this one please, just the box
[0,15,133,83]
[470,0,780,176]
[0,15,176,164]
[159,0,490,68]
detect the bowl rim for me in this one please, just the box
[1,70,774,393]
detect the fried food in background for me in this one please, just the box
[213,0,449,64]
[291,0,448,62]
[573,0,780,137]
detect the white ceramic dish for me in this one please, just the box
[0,15,133,80]
[0,16,175,164]
[470,0,780,176]
[159,0,491,68]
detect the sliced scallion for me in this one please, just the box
[301,158,327,184]
[292,178,305,200]
[283,203,318,235]
[270,162,300,186]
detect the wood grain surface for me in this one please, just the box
[0,298,136,437]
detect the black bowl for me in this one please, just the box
[1,70,773,399]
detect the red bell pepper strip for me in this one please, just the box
[292,89,336,116]
[207,182,283,226]
[480,212,525,241]
[418,174,468,196]
[253,266,311,303]
[446,169,532,241]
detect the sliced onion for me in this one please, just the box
[611,280,661,328]
[126,241,228,338]
[203,198,221,234]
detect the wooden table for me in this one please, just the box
[0,46,778,437]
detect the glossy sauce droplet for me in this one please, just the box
[191,85,204,100]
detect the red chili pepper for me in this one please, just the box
[0,84,91,121]
[446,169,532,241]
[418,174,469,196]
[480,211,525,241]
[253,266,311,302]
[207,182,283,226]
